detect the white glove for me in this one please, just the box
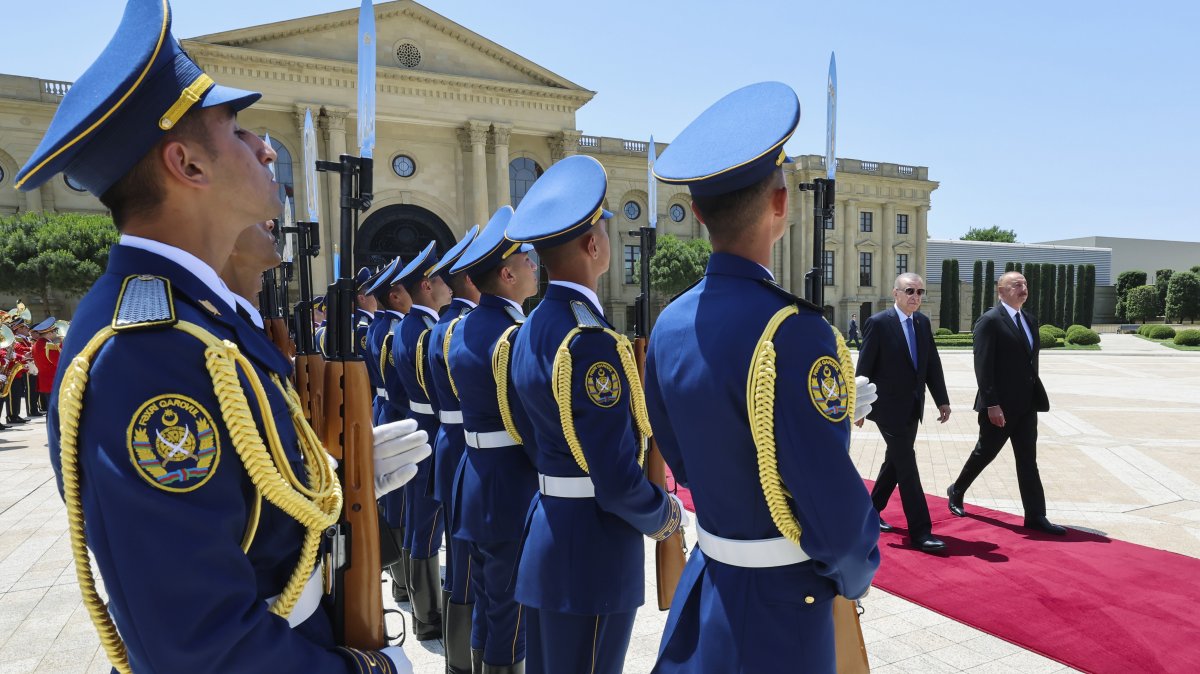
[381,645,414,673]
[27,364,38,376]
[854,376,877,423]
[0,374,6,384]
[373,419,430,498]
[669,493,693,531]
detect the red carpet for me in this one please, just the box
[872,485,1200,673]
[667,468,1200,672]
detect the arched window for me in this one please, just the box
[268,137,295,208]
[509,157,543,208]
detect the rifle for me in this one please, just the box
[799,54,837,309]
[261,267,295,360]
[633,136,687,611]
[281,188,325,436]
[314,0,385,650]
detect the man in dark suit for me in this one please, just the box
[856,273,951,552]
[947,271,1065,535]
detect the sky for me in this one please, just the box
[3,1,1198,243]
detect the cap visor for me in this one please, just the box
[200,84,261,113]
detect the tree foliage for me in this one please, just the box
[0,211,118,315]
[948,259,960,333]
[971,259,984,328]
[961,225,1018,243]
[644,234,711,298]
[984,259,995,309]
[1125,285,1159,323]
[1165,271,1200,324]
[1114,270,1148,322]
[1155,269,1174,320]
[1064,264,1075,330]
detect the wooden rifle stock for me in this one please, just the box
[264,318,296,362]
[321,358,384,649]
[296,353,325,437]
[633,335,687,610]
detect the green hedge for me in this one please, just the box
[1175,329,1200,346]
[1067,327,1101,345]
[1038,326,1058,348]
[1041,325,1066,339]
[1149,325,1176,340]
[1137,324,1152,336]
[935,327,953,336]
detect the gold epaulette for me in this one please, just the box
[415,328,431,399]
[746,310,855,546]
[56,321,340,673]
[443,315,466,399]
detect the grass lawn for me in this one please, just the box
[1133,334,1200,351]
[932,336,1100,351]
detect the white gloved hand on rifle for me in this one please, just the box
[372,418,430,497]
[854,376,877,424]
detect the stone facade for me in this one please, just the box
[0,1,936,331]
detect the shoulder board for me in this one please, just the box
[757,279,822,314]
[669,277,703,304]
[112,275,176,332]
[504,305,525,325]
[422,315,436,330]
[570,300,604,331]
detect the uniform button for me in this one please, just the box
[805,596,815,604]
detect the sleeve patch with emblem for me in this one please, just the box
[127,395,221,492]
[808,355,849,422]
[585,361,622,408]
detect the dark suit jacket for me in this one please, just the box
[855,308,949,427]
[972,303,1050,415]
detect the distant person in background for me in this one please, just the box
[855,273,951,553]
[219,219,283,330]
[947,271,1066,536]
[848,313,860,348]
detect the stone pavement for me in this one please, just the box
[2,332,1197,672]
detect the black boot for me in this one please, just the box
[481,662,525,674]
[472,649,484,674]
[947,484,966,517]
[445,596,474,674]
[410,554,443,641]
[388,534,409,603]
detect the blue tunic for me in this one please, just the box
[644,253,880,673]
[47,244,393,673]
[371,311,408,529]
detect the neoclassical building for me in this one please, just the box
[0,0,937,332]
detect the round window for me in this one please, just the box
[395,43,421,68]
[623,201,641,221]
[0,165,5,184]
[670,204,686,222]
[64,174,87,192]
[392,155,416,178]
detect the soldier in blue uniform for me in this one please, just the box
[391,242,452,640]
[312,295,328,357]
[447,205,541,674]
[362,257,414,605]
[645,82,881,673]
[503,155,686,674]
[14,1,431,671]
[423,226,480,674]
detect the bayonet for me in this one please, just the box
[357,0,376,159]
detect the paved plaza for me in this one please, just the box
[1,334,1197,673]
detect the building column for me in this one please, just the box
[320,106,348,284]
[842,199,856,293]
[550,129,581,163]
[24,187,43,212]
[916,205,930,285]
[881,201,895,291]
[606,222,623,320]
[465,120,490,227]
[492,123,513,210]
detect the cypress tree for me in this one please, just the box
[985,259,996,309]
[1042,263,1056,324]
[949,259,961,333]
[1056,263,1068,327]
[940,259,954,330]
[1025,263,1039,317]
[1085,265,1096,327]
[1064,264,1075,327]
[1005,261,1015,273]
[972,260,984,328]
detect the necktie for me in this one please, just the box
[903,316,918,369]
[1014,311,1032,348]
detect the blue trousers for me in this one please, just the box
[468,539,528,665]
[403,454,444,558]
[532,608,635,674]
[444,514,472,602]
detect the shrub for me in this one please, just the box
[1038,326,1058,348]
[1067,328,1101,345]
[1174,329,1200,346]
[1137,324,1152,336]
[1149,325,1176,340]
[1042,325,1065,339]
[935,327,952,336]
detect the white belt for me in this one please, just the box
[410,401,434,416]
[440,410,463,424]
[696,524,810,568]
[265,564,324,628]
[465,429,518,449]
[538,473,595,498]
[376,387,388,399]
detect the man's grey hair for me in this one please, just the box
[893,273,924,290]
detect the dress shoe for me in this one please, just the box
[29,411,45,418]
[1024,516,1067,536]
[879,517,894,533]
[7,417,29,424]
[914,537,946,553]
[946,484,966,517]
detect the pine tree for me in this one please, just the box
[1084,265,1096,327]
[1005,261,1015,273]
[971,260,984,328]
[1056,264,1068,328]
[1025,263,1039,317]
[985,259,996,309]
[1064,264,1075,327]
[949,259,961,333]
[940,259,954,331]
